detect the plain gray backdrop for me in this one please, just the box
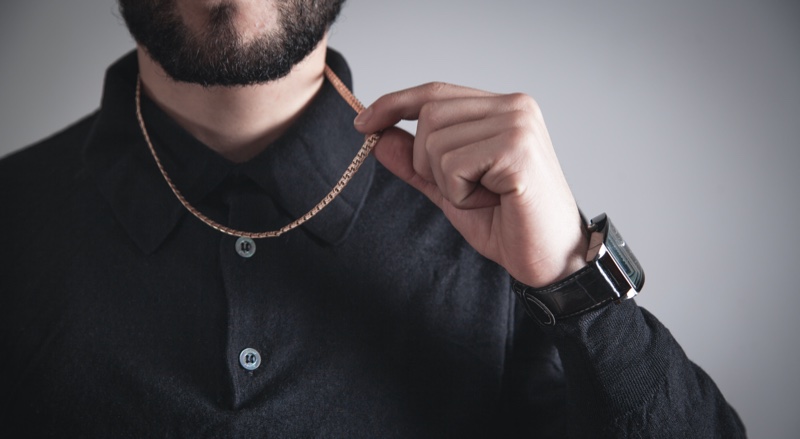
[2,1,798,437]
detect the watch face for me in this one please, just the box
[605,220,645,292]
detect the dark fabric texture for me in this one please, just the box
[0,50,745,438]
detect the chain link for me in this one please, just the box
[135,65,381,239]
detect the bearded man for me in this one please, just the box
[0,1,745,437]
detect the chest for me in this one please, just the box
[2,197,512,436]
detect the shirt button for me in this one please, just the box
[239,348,262,371]
[235,237,256,258]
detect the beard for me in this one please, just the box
[118,0,346,87]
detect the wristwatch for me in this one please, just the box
[512,213,645,326]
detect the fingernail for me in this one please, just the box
[354,106,372,126]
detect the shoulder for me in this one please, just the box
[0,112,101,238]
[0,112,98,192]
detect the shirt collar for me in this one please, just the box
[84,49,375,253]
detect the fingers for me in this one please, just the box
[362,84,546,210]
[413,96,520,185]
[372,125,506,211]
[436,126,534,208]
[421,112,515,202]
[353,82,496,134]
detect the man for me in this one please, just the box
[0,0,745,437]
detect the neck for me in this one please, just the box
[137,38,328,163]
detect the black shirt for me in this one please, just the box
[0,50,745,438]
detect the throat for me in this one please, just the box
[135,41,328,163]
[170,99,309,163]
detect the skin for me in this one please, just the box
[138,0,588,287]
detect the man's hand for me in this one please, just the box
[354,82,588,287]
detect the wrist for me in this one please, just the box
[515,220,590,288]
[517,254,587,289]
[512,213,645,326]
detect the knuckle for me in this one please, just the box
[371,93,398,115]
[375,90,398,107]
[439,150,457,175]
[424,81,450,96]
[439,153,463,203]
[507,92,541,116]
[425,129,443,153]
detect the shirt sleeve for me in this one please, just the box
[500,297,747,438]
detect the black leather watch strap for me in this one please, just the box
[512,264,620,326]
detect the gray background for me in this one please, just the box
[2,1,798,437]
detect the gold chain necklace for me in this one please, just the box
[134,66,381,239]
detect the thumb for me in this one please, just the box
[371,127,443,209]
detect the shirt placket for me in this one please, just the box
[219,180,280,409]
